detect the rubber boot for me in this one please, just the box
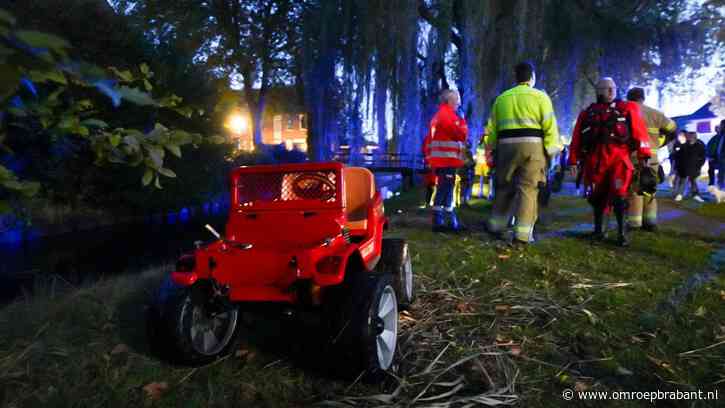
[448,211,465,232]
[613,198,629,247]
[425,187,434,208]
[432,210,446,233]
[591,205,606,242]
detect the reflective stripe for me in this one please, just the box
[499,137,543,144]
[497,117,541,128]
[628,215,643,228]
[430,140,463,148]
[513,224,533,241]
[430,151,463,159]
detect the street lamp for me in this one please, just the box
[227,112,247,134]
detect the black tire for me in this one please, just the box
[157,283,240,365]
[329,272,399,383]
[378,239,414,308]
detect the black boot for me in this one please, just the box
[613,198,629,247]
[591,205,606,242]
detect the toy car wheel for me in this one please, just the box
[344,273,398,382]
[379,239,414,308]
[165,285,239,364]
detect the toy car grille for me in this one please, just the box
[237,170,337,207]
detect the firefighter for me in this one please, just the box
[568,78,652,247]
[428,89,468,232]
[625,87,677,232]
[484,62,562,245]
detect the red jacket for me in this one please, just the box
[569,100,651,198]
[569,100,651,166]
[427,103,468,168]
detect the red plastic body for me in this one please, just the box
[170,162,388,304]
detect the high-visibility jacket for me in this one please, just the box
[485,84,562,157]
[639,103,676,149]
[428,103,468,168]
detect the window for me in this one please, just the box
[299,114,307,130]
[287,115,295,130]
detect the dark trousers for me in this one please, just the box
[434,168,456,211]
[708,160,716,186]
[674,176,699,196]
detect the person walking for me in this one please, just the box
[706,121,725,189]
[484,62,562,245]
[568,77,652,247]
[672,131,706,202]
[427,89,468,232]
[625,87,677,232]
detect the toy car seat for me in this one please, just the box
[343,167,375,232]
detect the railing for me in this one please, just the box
[332,152,425,170]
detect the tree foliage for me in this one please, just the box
[0,7,214,214]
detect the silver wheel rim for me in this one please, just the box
[376,286,398,370]
[403,249,413,301]
[189,302,238,356]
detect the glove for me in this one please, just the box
[638,166,658,196]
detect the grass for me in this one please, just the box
[1,190,724,407]
[697,202,725,221]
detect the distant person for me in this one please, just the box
[568,77,651,246]
[667,130,687,188]
[672,131,706,202]
[484,62,562,246]
[474,135,489,198]
[706,121,725,189]
[625,87,677,232]
[458,142,475,207]
[427,89,468,232]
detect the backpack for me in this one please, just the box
[580,100,633,154]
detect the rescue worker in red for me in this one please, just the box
[428,89,468,232]
[568,77,652,246]
[422,131,437,208]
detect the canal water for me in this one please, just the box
[0,173,403,303]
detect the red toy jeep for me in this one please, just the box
[148,162,413,380]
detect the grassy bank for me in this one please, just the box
[1,190,724,407]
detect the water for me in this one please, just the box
[0,207,229,303]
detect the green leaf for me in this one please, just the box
[173,106,193,118]
[157,167,176,178]
[122,134,141,152]
[140,63,150,76]
[158,94,182,108]
[20,181,39,197]
[118,86,156,106]
[74,125,89,137]
[109,67,134,82]
[143,79,152,92]
[0,9,17,26]
[154,175,162,189]
[81,119,108,128]
[15,30,71,52]
[145,145,164,168]
[28,69,67,85]
[166,144,182,158]
[209,135,227,144]
[142,168,153,186]
[109,133,121,147]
